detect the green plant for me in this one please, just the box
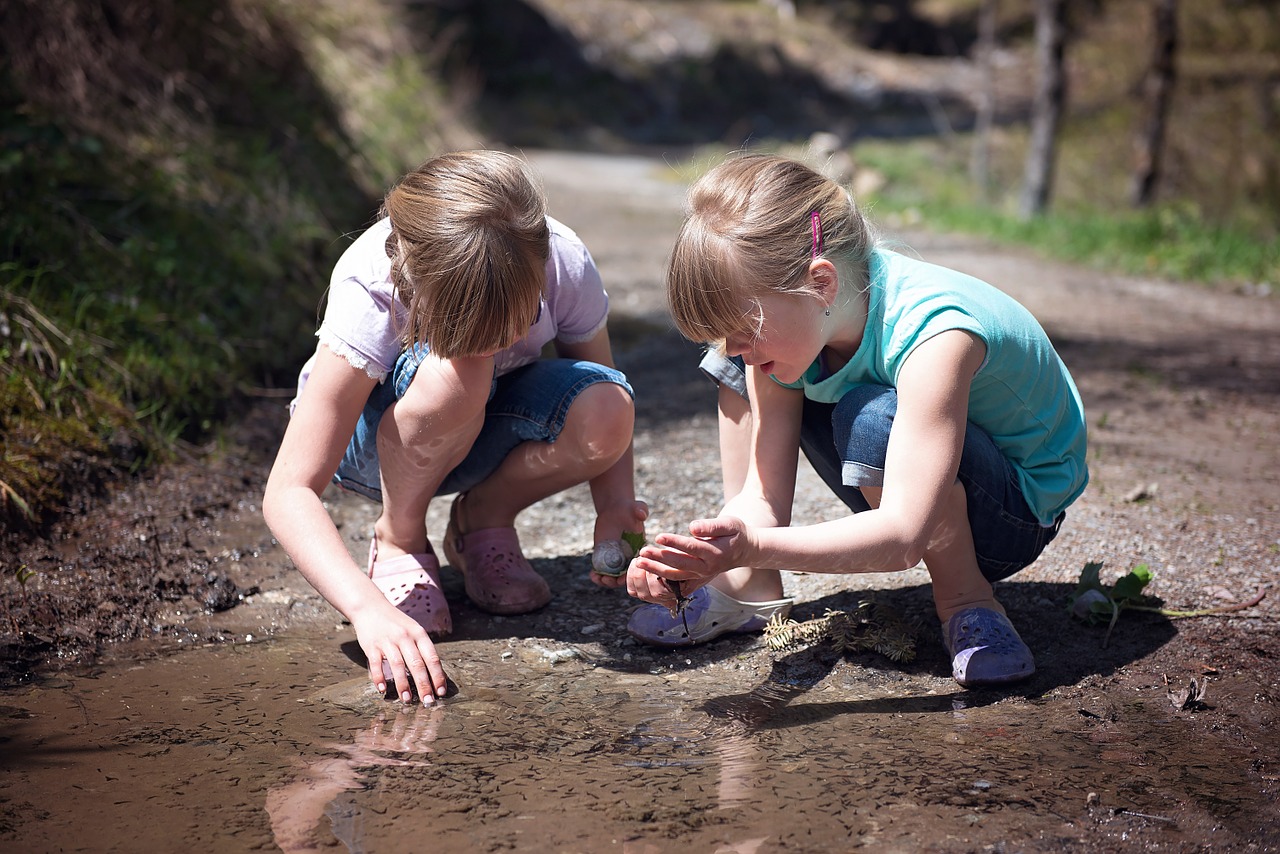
[11,564,36,605]
[1068,561,1267,648]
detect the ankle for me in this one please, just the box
[452,491,517,535]
[372,519,430,560]
[936,597,1006,624]
[713,569,785,603]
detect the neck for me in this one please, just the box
[821,288,868,368]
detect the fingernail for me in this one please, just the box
[401,690,412,703]
[376,683,386,693]
[422,695,434,706]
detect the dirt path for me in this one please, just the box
[2,148,1277,851]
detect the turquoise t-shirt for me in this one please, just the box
[780,249,1088,525]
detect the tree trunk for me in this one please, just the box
[969,0,998,198]
[1020,0,1068,218]
[1130,0,1178,208]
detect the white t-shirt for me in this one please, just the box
[292,216,609,409]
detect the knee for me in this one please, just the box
[391,377,486,440]
[563,382,634,464]
[833,385,896,469]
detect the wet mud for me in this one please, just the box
[3,148,1279,851]
[3,616,1277,852]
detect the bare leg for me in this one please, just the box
[710,385,786,602]
[859,481,1003,623]
[373,358,489,560]
[457,382,635,532]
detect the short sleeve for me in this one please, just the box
[545,218,609,344]
[315,219,405,381]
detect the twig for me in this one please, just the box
[1130,587,1266,618]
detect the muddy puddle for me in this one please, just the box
[4,624,1275,852]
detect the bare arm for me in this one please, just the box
[628,365,803,602]
[262,346,449,703]
[635,330,986,586]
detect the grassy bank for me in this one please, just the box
[0,0,462,533]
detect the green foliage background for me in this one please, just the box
[0,0,459,531]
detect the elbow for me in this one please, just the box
[899,540,928,570]
[261,477,288,534]
[881,517,930,570]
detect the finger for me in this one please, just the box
[626,563,661,603]
[373,650,412,706]
[650,533,718,560]
[381,652,414,704]
[369,658,388,695]
[649,571,678,604]
[687,516,737,538]
[590,570,626,589]
[633,551,705,580]
[417,640,449,702]
[626,564,646,599]
[630,562,676,604]
[403,649,435,706]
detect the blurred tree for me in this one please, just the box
[1020,0,1068,218]
[969,0,997,197]
[1130,0,1177,207]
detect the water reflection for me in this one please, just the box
[265,705,443,852]
[3,635,1268,851]
[262,668,789,852]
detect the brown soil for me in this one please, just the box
[2,150,1278,851]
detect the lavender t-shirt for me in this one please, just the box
[292,216,609,409]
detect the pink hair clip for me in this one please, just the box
[810,211,823,258]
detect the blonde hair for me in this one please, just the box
[666,153,876,346]
[383,150,549,359]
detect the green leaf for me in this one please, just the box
[621,531,646,554]
[1112,563,1153,602]
[1075,561,1106,592]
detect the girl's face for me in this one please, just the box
[722,291,826,384]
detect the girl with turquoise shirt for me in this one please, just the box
[626,153,1087,686]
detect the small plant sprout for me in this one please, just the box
[1069,561,1267,648]
[11,564,36,605]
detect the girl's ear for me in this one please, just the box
[808,258,839,309]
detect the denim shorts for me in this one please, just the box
[700,350,1062,582]
[333,352,632,501]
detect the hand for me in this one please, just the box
[589,498,649,589]
[626,516,752,605]
[352,605,450,705]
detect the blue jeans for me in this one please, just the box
[333,352,632,501]
[700,351,1062,582]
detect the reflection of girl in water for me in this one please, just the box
[264,706,443,852]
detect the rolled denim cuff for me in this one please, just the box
[698,348,748,399]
